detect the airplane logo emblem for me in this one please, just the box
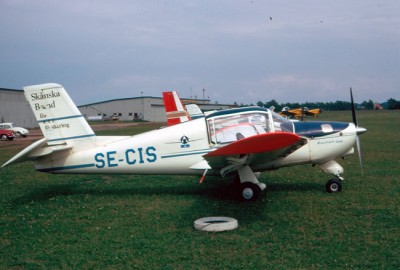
[180,136,190,148]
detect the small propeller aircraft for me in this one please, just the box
[2,83,366,201]
[279,107,322,119]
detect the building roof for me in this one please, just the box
[1,87,233,107]
[78,96,211,107]
[0,87,23,93]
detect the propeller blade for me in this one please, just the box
[350,87,358,127]
[350,87,364,175]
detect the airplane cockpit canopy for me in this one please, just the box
[270,110,295,133]
[206,107,294,145]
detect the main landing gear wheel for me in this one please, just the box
[238,182,261,202]
[326,179,342,193]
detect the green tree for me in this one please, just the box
[387,98,400,109]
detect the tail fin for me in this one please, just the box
[162,91,191,126]
[24,83,95,145]
[185,104,204,119]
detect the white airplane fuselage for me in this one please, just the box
[34,116,359,177]
[2,83,367,200]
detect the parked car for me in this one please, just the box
[0,123,29,138]
[0,129,15,141]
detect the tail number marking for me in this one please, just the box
[94,147,157,169]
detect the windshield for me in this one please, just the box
[207,112,270,144]
[270,111,294,133]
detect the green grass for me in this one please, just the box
[1,111,399,269]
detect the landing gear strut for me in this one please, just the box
[320,160,344,193]
[236,165,266,201]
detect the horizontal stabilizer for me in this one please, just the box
[2,138,48,167]
[1,138,74,168]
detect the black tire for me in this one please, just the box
[326,179,342,193]
[15,132,22,138]
[238,182,261,202]
[1,134,8,141]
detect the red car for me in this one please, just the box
[0,129,15,141]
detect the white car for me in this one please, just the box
[0,123,29,138]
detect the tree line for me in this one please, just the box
[240,98,400,111]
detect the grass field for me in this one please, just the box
[1,111,399,269]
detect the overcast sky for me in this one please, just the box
[1,0,399,105]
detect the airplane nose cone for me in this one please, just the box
[356,126,367,135]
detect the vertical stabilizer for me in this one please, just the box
[185,104,204,119]
[24,83,95,145]
[162,91,191,126]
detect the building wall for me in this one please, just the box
[78,97,168,122]
[77,97,234,123]
[1,88,235,127]
[0,89,37,128]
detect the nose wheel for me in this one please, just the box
[326,178,343,193]
[320,160,345,193]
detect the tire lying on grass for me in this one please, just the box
[194,217,238,232]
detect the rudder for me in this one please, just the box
[162,91,191,126]
[24,83,95,145]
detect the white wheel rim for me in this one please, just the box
[242,188,254,200]
[194,217,238,232]
[331,183,338,192]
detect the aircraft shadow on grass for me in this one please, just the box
[8,178,325,226]
[10,176,322,207]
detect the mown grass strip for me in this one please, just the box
[0,111,399,269]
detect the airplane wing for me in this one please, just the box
[279,108,299,118]
[203,132,307,175]
[280,107,322,118]
[304,108,322,117]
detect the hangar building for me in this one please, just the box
[0,88,37,128]
[78,96,233,122]
[1,87,234,127]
